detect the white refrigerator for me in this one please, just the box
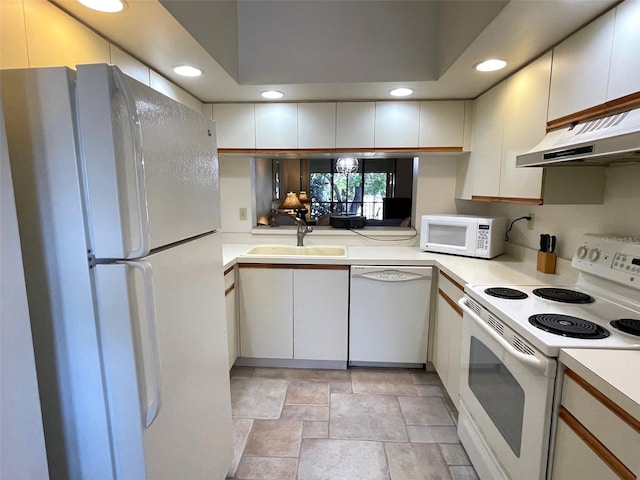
[1,64,233,479]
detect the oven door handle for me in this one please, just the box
[459,297,547,374]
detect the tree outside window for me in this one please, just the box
[309,158,410,223]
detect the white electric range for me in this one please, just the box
[456,234,640,480]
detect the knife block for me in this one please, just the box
[537,251,557,274]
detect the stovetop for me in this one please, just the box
[465,284,640,356]
[464,234,640,357]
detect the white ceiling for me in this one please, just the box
[52,0,617,103]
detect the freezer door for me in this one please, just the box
[76,64,220,259]
[93,233,232,478]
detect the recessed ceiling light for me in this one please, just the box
[389,87,414,97]
[172,65,203,77]
[260,90,284,99]
[78,0,125,13]
[475,59,507,72]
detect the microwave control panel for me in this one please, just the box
[476,224,491,252]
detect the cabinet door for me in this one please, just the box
[224,268,238,369]
[298,103,336,149]
[238,268,293,359]
[607,0,640,101]
[293,268,348,361]
[446,308,462,409]
[212,104,256,149]
[336,102,375,148]
[433,294,452,387]
[419,101,465,147]
[434,287,463,409]
[548,10,615,121]
[552,418,619,480]
[255,103,298,149]
[374,101,420,147]
[468,82,506,197]
[499,53,550,199]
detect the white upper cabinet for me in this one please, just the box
[607,0,640,101]
[255,103,298,149]
[336,102,375,148]
[548,9,615,121]
[419,101,465,147]
[468,82,506,197]
[298,103,336,149]
[212,104,256,149]
[374,101,420,148]
[500,53,550,199]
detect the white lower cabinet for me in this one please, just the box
[432,271,464,408]
[293,268,348,361]
[239,267,293,359]
[552,370,640,480]
[224,266,238,369]
[238,265,348,363]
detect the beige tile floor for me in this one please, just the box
[227,366,478,480]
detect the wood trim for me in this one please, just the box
[224,266,235,276]
[471,195,543,205]
[439,270,464,292]
[224,284,235,297]
[565,369,640,434]
[238,263,350,270]
[219,147,463,155]
[547,91,640,131]
[438,288,463,316]
[558,406,636,480]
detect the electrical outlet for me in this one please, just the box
[527,213,535,230]
[239,207,247,221]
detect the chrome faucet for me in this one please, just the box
[294,216,313,246]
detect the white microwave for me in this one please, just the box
[420,215,506,259]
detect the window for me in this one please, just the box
[309,158,413,224]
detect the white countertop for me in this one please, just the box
[223,244,572,287]
[559,349,640,421]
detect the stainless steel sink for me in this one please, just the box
[243,245,348,257]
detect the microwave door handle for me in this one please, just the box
[458,298,548,375]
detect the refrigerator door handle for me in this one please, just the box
[112,68,150,258]
[129,260,163,427]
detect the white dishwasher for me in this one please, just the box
[349,265,433,366]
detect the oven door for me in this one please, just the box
[458,297,557,480]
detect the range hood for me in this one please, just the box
[517,108,640,167]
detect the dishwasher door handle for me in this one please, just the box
[359,270,426,282]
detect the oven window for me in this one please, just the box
[428,224,466,246]
[469,337,525,457]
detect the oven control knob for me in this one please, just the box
[576,246,588,259]
[588,248,601,262]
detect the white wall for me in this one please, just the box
[489,163,640,260]
[0,0,202,113]
[219,155,254,233]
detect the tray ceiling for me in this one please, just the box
[52,0,617,103]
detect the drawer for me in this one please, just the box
[438,270,464,304]
[561,370,640,476]
[224,266,235,291]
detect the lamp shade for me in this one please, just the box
[278,191,303,210]
[297,191,310,202]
